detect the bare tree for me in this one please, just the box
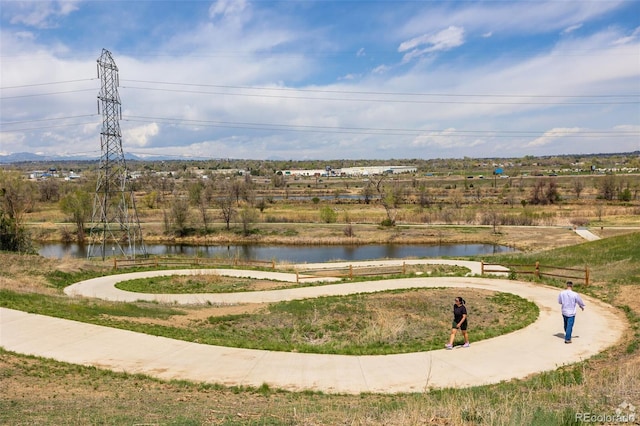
[168,196,190,236]
[417,184,432,208]
[529,179,560,205]
[38,179,60,203]
[450,189,464,209]
[374,175,397,226]
[362,180,375,205]
[239,206,258,236]
[189,180,214,232]
[231,179,243,206]
[572,179,585,199]
[599,174,617,201]
[217,182,236,230]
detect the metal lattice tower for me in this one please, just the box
[88,49,146,259]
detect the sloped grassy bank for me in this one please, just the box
[1,232,638,425]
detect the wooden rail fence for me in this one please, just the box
[481,261,590,286]
[112,256,276,271]
[295,263,408,283]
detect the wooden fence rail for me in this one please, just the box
[481,261,590,286]
[112,256,276,271]
[295,263,407,283]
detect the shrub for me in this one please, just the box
[380,218,395,227]
[319,206,337,223]
[570,218,590,227]
[343,224,355,237]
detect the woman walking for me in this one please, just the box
[446,296,470,349]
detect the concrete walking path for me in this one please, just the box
[574,228,601,241]
[0,260,625,394]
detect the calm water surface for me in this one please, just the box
[39,242,515,263]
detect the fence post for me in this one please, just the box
[349,264,353,279]
[296,271,299,284]
[481,260,484,275]
[403,262,406,274]
[113,257,117,270]
[535,261,540,278]
[272,260,275,270]
[585,266,590,286]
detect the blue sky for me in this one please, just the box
[1,0,639,160]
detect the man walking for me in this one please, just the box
[558,281,585,344]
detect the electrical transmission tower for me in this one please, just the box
[88,49,146,259]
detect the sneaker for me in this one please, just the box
[445,344,453,350]
[462,342,470,348]
[565,340,572,344]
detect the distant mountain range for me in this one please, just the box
[0,151,637,165]
[0,152,145,164]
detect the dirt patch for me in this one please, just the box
[116,273,301,294]
[119,302,270,328]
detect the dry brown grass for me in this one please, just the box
[4,187,640,424]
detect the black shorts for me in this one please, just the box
[452,320,468,331]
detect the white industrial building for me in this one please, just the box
[280,165,416,177]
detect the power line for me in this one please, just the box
[120,85,639,105]
[0,120,99,133]
[121,79,639,99]
[1,114,99,126]
[0,78,97,90]
[123,114,640,138]
[0,88,96,100]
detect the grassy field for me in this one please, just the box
[1,230,639,424]
[1,286,538,355]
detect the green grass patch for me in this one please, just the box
[0,289,183,321]
[0,287,537,355]
[489,232,640,286]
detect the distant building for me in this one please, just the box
[280,165,417,177]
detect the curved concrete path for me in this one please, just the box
[0,260,624,394]
[574,228,601,241]
[62,259,493,304]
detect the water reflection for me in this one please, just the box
[39,242,515,263]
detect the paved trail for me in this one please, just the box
[0,260,624,394]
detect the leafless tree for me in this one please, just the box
[239,206,258,236]
[217,182,236,230]
[599,174,617,201]
[168,196,190,236]
[374,175,397,225]
[573,179,585,199]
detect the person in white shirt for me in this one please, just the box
[558,281,585,344]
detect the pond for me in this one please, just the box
[38,242,516,263]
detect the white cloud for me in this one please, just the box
[397,1,625,38]
[527,128,582,147]
[372,64,390,74]
[8,0,79,29]
[0,1,638,160]
[123,123,160,148]
[612,26,640,45]
[398,26,465,62]
[562,23,583,34]
[209,0,247,19]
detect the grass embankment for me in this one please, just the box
[1,232,639,424]
[2,271,537,355]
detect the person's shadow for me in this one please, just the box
[553,333,579,339]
